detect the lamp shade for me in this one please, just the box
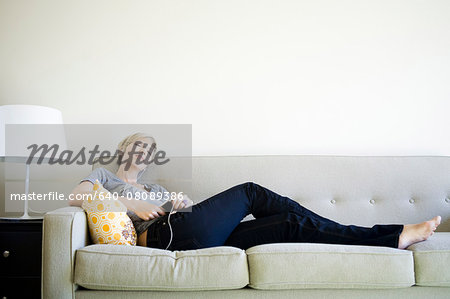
[0,105,66,159]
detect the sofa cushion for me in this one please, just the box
[74,244,248,291]
[246,243,414,289]
[407,232,450,287]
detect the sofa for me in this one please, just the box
[42,155,450,298]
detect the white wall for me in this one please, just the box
[1,0,449,156]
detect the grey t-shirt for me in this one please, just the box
[80,167,169,236]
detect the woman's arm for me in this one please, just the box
[69,181,94,207]
[69,181,166,220]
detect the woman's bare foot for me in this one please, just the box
[398,216,441,249]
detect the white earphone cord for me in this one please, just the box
[164,202,174,250]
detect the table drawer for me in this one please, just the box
[1,276,41,298]
[0,231,42,276]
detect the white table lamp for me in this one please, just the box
[0,104,66,219]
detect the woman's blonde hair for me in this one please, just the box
[117,132,156,158]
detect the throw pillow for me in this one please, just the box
[81,179,137,245]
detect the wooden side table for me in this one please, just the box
[0,219,43,299]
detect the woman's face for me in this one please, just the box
[122,137,155,171]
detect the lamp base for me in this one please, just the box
[0,215,44,220]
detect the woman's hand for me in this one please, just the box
[127,200,166,221]
[171,194,194,210]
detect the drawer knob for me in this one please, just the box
[3,250,9,258]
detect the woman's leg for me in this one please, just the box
[147,181,439,251]
[223,212,404,250]
[150,181,326,250]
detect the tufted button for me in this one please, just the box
[409,198,415,204]
[445,197,450,203]
[330,199,336,204]
[369,199,375,204]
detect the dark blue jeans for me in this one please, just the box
[146,182,404,250]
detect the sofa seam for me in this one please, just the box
[248,281,414,286]
[75,281,247,289]
[76,250,245,259]
[416,281,450,284]
[412,250,450,254]
[69,213,76,299]
[246,251,412,256]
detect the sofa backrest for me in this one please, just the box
[94,155,450,231]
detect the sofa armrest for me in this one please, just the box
[42,206,90,299]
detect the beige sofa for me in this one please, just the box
[42,155,450,298]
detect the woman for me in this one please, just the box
[70,133,441,251]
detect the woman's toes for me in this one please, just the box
[431,216,441,226]
[435,215,442,226]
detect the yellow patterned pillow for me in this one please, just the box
[81,179,137,245]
